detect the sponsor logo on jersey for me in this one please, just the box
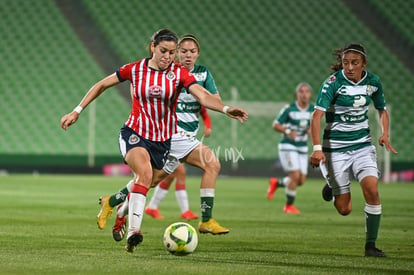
[148,85,162,98]
[129,134,140,145]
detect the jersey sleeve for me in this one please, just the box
[371,77,386,110]
[273,104,289,125]
[180,67,197,90]
[200,107,212,129]
[116,63,134,82]
[315,75,338,112]
[204,69,219,95]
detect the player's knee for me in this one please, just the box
[336,205,352,216]
[206,159,221,174]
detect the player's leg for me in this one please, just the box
[354,146,385,257]
[97,178,134,229]
[112,196,129,242]
[183,143,229,235]
[327,152,353,215]
[145,172,175,219]
[283,170,301,214]
[124,147,153,252]
[174,164,198,220]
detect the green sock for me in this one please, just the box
[109,187,128,207]
[365,212,381,243]
[200,197,214,222]
[285,188,296,205]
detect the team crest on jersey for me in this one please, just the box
[327,75,336,84]
[129,134,140,145]
[148,85,162,98]
[167,71,175,80]
[366,85,375,96]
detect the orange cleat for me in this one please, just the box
[283,204,300,214]
[145,207,164,219]
[181,210,199,220]
[267,177,278,200]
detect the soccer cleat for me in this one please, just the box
[267,177,278,200]
[198,218,230,235]
[145,207,164,219]
[181,210,199,220]
[322,183,333,202]
[125,232,143,253]
[283,204,301,214]
[365,243,387,257]
[97,195,113,229]
[112,205,127,242]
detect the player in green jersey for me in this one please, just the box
[267,83,314,214]
[310,43,397,257]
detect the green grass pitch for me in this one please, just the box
[0,174,413,274]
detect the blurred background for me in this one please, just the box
[0,0,413,180]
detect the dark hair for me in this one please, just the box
[178,34,200,52]
[148,29,178,57]
[330,43,367,73]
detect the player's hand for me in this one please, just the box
[203,127,212,138]
[225,107,248,123]
[379,135,398,154]
[310,150,325,168]
[60,112,79,131]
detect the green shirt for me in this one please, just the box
[176,64,219,135]
[315,69,386,152]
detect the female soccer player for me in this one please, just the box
[145,107,211,221]
[60,29,248,253]
[106,34,232,243]
[145,34,216,221]
[309,43,397,257]
[267,82,314,214]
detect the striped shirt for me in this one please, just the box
[273,102,314,154]
[117,58,197,142]
[176,64,219,136]
[315,69,386,152]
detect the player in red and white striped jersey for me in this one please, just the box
[60,29,247,253]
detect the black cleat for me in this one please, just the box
[322,183,333,201]
[125,232,143,253]
[365,243,386,257]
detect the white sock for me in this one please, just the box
[283,176,290,186]
[127,193,146,239]
[175,189,189,213]
[126,179,134,192]
[117,197,129,218]
[147,185,169,209]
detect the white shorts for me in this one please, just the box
[278,149,308,175]
[325,145,379,196]
[163,132,201,174]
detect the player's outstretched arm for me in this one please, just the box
[188,84,248,123]
[60,74,120,131]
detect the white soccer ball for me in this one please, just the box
[163,222,198,256]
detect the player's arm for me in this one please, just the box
[273,122,296,139]
[200,107,212,137]
[60,73,120,130]
[188,83,248,123]
[309,108,326,167]
[378,109,398,154]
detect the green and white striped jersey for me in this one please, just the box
[315,70,386,152]
[274,102,314,153]
[176,64,219,136]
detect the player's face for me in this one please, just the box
[297,85,311,106]
[151,41,177,70]
[178,40,200,70]
[342,52,367,83]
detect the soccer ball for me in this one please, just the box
[163,222,198,256]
